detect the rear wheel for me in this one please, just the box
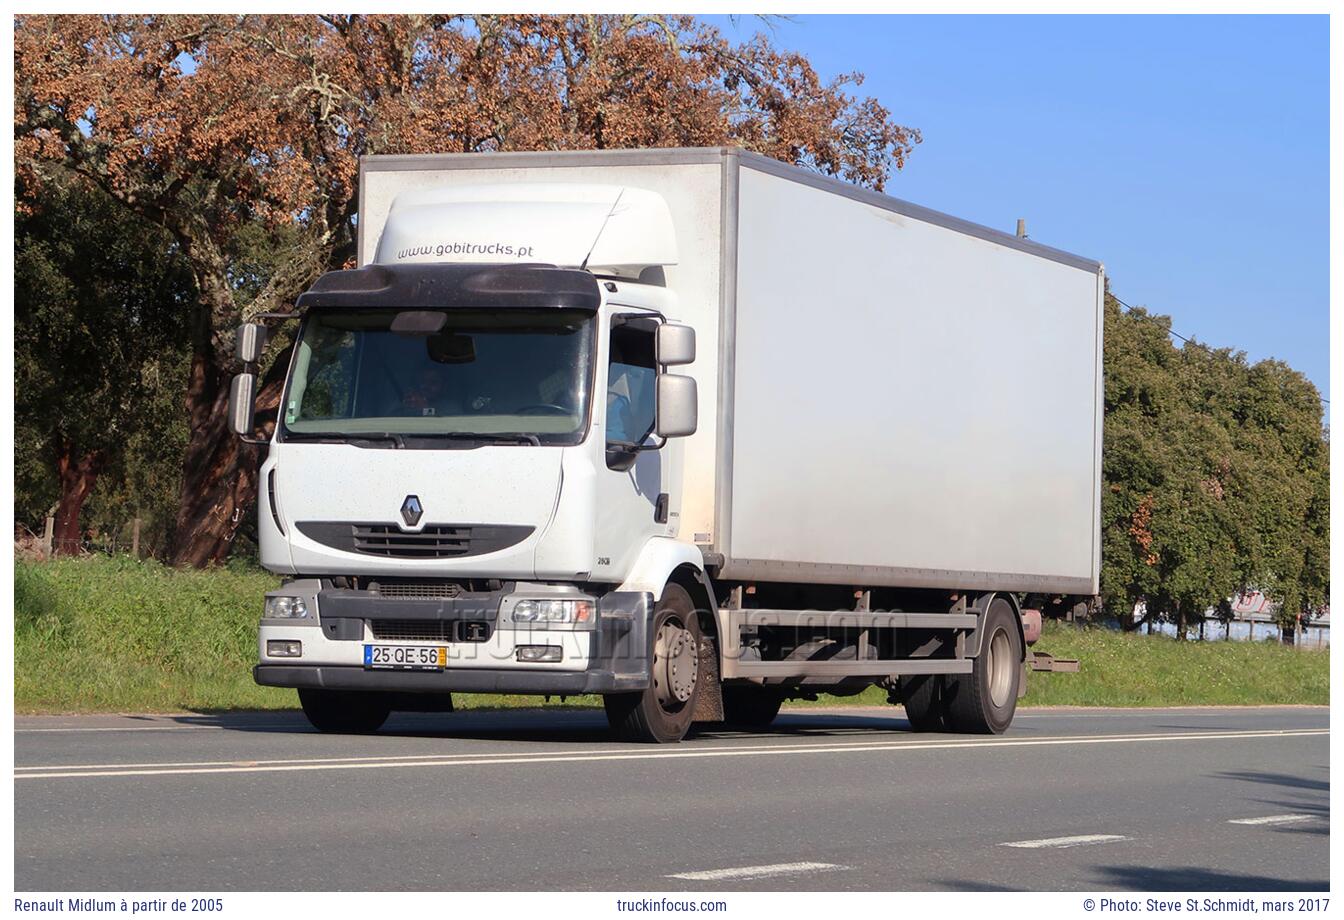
[945,596,1022,734]
[298,688,391,734]
[721,685,784,729]
[604,584,702,743]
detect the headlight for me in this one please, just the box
[512,599,593,624]
[265,596,309,618]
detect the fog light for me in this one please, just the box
[265,596,309,618]
[516,645,562,663]
[267,639,302,657]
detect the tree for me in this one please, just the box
[1099,290,1329,637]
[15,173,193,553]
[15,13,920,566]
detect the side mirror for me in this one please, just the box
[656,323,695,366]
[655,374,697,438]
[228,372,257,437]
[236,323,267,364]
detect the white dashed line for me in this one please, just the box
[668,862,848,882]
[1228,814,1316,826]
[1001,834,1128,849]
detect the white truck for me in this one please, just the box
[230,147,1103,743]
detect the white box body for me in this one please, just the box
[359,148,1103,596]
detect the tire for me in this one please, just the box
[721,685,784,729]
[298,688,391,734]
[899,673,948,732]
[944,596,1022,734]
[604,584,702,743]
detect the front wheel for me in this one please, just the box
[944,596,1023,734]
[604,584,702,743]
[298,688,391,734]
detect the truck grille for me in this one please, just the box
[368,619,493,643]
[368,581,464,599]
[295,521,533,559]
[369,620,455,642]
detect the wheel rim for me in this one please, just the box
[652,618,698,710]
[987,627,1013,708]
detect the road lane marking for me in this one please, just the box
[1002,834,1128,849]
[1228,814,1317,826]
[12,728,1327,781]
[17,706,1325,733]
[14,723,296,734]
[13,728,1325,774]
[668,862,847,882]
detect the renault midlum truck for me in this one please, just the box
[230,147,1104,743]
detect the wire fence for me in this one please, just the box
[15,520,156,562]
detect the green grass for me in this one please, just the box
[14,557,1328,713]
[16,555,290,712]
[1019,620,1329,707]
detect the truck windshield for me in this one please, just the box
[282,309,594,446]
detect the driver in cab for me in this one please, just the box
[401,365,463,417]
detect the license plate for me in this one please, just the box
[363,644,447,670]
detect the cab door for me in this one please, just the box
[591,312,670,581]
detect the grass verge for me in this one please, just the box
[14,557,1328,713]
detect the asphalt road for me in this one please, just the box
[14,705,1329,892]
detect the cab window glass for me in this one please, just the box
[607,320,656,446]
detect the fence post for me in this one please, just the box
[42,512,54,558]
[131,517,141,558]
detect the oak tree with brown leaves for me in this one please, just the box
[16,14,920,565]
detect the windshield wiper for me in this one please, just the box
[285,431,405,449]
[408,432,541,447]
[285,431,541,448]
[352,433,406,449]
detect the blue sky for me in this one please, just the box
[704,14,1330,404]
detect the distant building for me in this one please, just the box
[1130,592,1330,646]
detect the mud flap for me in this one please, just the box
[692,635,724,722]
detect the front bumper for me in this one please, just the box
[255,586,653,696]
[254,663,644,694]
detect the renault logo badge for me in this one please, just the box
[401,495,423,527]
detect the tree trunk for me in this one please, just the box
[167,348,256,566]
[52,444,106,556]
[166,342,291,567]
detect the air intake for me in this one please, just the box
[295,522,533,559]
